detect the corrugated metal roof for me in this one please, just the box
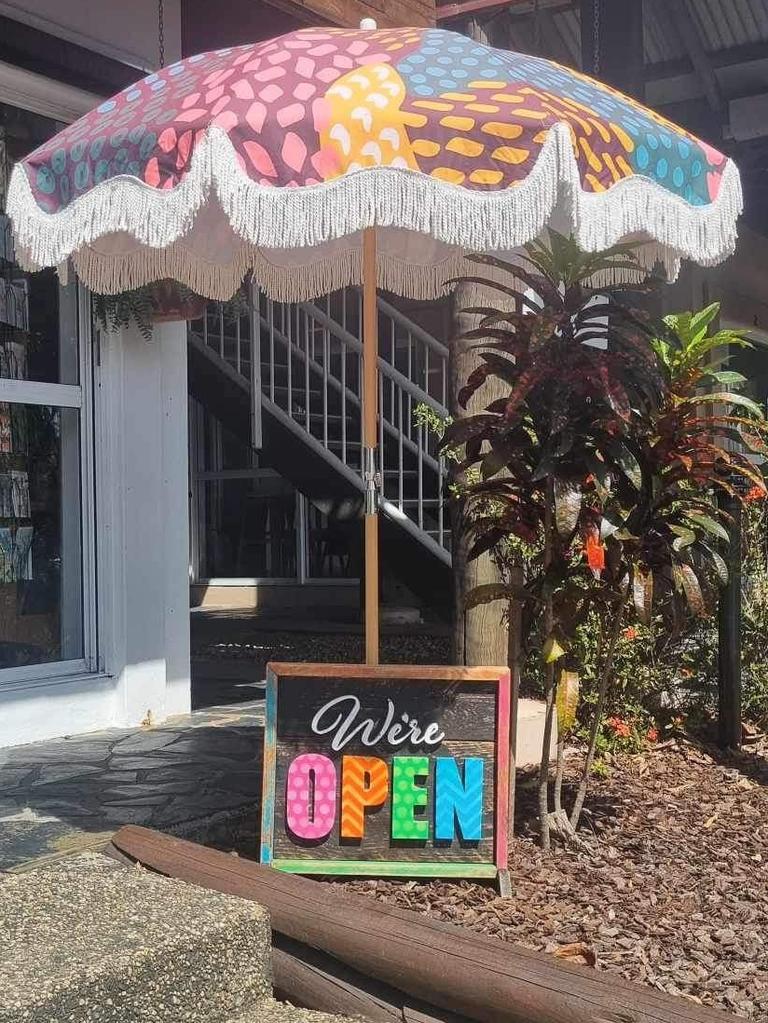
[645,0,768,64]
[694,0,767,50]
[503,0,768,70]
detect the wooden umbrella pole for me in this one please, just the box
[362,227,380,665]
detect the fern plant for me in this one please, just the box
[92,282,248,341]
[92,286,159,341]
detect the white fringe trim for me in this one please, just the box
[56,240,468,302]
[7,123,743,302]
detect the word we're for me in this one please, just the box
[311,694,446,752]
[285,753,484,843]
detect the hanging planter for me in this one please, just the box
[149,281,206,323]
[93,281,210,340]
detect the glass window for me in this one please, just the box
[0,268,80,385]
[0,404,83,668]
[0,102,95,680]
[1,104,78,386]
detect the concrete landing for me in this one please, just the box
[517,697,557,767]
[0,852,356,1023]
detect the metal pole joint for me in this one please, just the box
[363,446,381,515]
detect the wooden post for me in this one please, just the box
[363,227,379,666]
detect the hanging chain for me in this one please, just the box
[158,0,165,69]
[592,0,601,76]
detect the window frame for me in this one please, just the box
[0,281,98,687]
[0,76,103,688]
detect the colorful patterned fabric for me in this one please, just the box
[7,26,742,302]
[20,26,727,211]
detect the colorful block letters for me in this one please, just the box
[261,664,511,880]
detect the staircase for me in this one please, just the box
[188,286,451,567]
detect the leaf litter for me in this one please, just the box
[327,741,768,1019]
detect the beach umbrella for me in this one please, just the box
[6,23,742,664]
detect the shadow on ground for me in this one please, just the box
[0,712,264,871]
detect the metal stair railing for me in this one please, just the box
[191,286,451,562]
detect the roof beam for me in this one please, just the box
[657,0,725,116]
[436,0,558,22]
[437,0,513,19]
[645,39,768,83]
[0,13,136,93]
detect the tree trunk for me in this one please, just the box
[569,592,627,831]
[538,482,556,851]
[450,286,509,669]
[449,15,509,671]
[507,565,523,841]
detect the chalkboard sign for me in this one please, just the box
[260,663,511,884]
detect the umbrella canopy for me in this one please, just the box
[7,25,741,302]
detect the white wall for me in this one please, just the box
[0,0,181,71]
[99,319,192,730]
[0,321,191,748]
[0,4,189,748]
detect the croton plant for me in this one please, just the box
[443,231,768,847]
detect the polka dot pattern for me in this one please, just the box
[285,753,337,840]
[391,755,429,841]
[20,26,728,213]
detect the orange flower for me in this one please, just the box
[623,627,638,641]
[745,484,767,502]
[646,726,659,743]
[584,533,606,574]
[606,716,631,738]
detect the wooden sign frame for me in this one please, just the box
[260,663,511,889]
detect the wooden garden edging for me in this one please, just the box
[272,936,460,1022]
[109,826,734,1023]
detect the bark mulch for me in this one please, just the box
[329,740,768,1019]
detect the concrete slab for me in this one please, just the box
[516,697,558,767]
[0,853,271,1023]
[231,1002,357,1023]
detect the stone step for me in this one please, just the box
[227,1001,354,1023]
[0,852,272,1023]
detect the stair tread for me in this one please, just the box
[229,999,355,1023]
[384,498,443,505]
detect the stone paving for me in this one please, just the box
[0,616,450,874]
[0,700,264,872]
